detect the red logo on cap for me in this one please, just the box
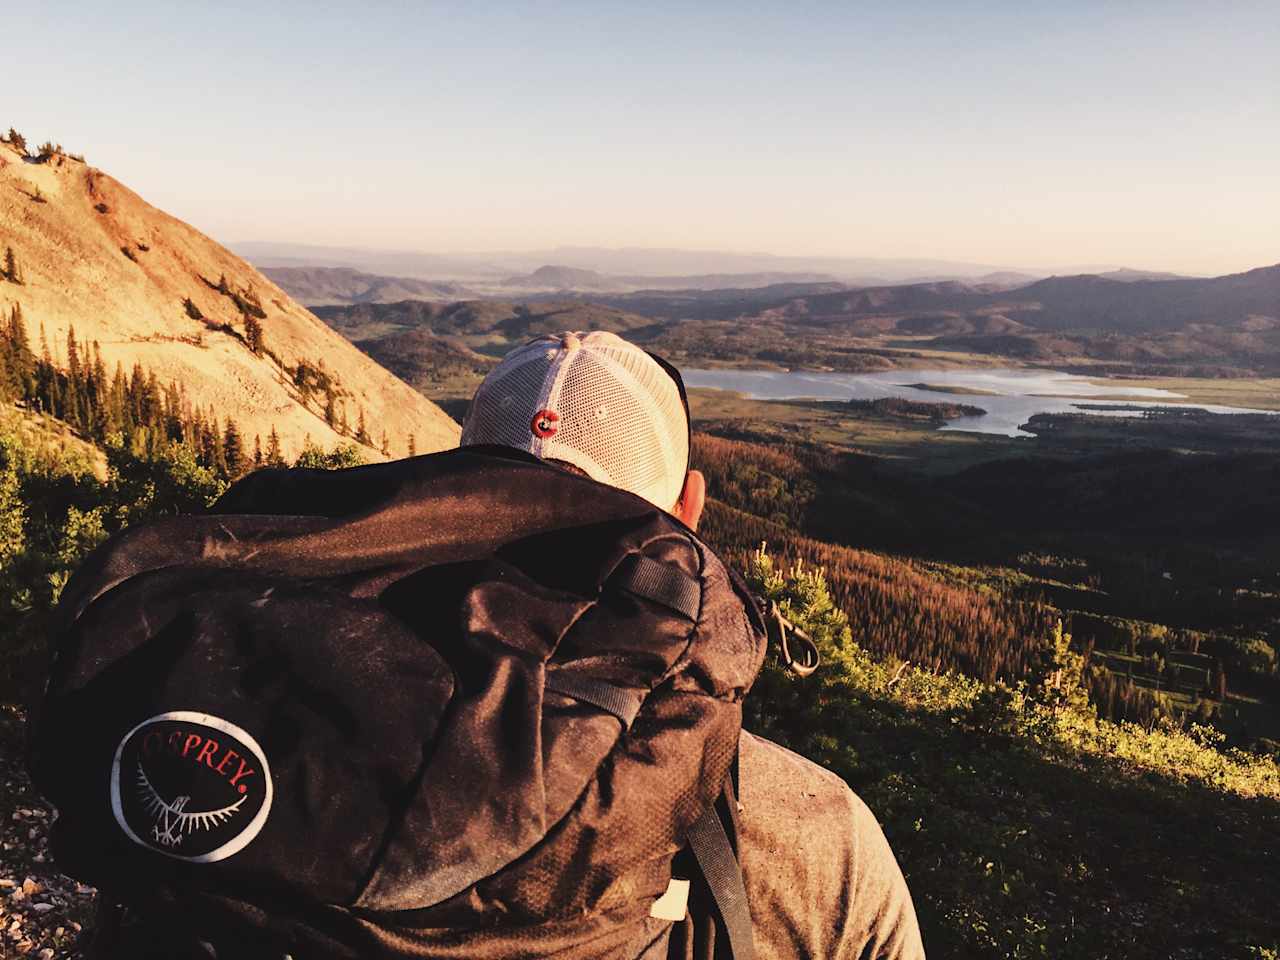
[531,409,560,438]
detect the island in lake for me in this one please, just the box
[848,397,987,422]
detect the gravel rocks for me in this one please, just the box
[1,706,97,959]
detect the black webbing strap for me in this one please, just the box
[612,553,701,622]
[686,794,756,960]
[544,673,643,729]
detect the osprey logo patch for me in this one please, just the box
[110,711,272,862]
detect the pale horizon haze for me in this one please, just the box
[8,1,1278,276]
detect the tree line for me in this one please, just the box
[0,304,289,480]
[693,431,1177,726]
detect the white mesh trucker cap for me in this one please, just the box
[460,331,690,510]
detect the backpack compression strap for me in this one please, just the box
[543,552,702,728]
[613,553,702,621]
[684,773,756,960]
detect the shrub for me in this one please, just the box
[293,440,366,470]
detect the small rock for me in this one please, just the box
[0,879,14,888]
[39,949,55,960]
[29,902,55,913]
[9,888,25,902]
[21,879,39,895]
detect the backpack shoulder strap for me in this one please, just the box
[666,752,756,960]
[686,761,755,960]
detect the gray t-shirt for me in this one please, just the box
[638,731,925,960]
[737,731,925,959]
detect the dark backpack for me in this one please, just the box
[28,447,770,959]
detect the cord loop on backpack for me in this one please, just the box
[763,600,820,677]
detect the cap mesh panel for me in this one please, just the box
[461,332,688,509]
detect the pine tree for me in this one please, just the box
[6,128,26,154]
[6,304,34,399]
[63,325,87,431]
[407,433,416,457]
[37,323,55,415]
[266,426,284,466]
[324,388,337,428]
[66,324,82,385]
[142,371,162,428]
[223,418,244,477]
[244,312,264,355]
[3,246,20,284]
[211,416,228,477]
[108,362,128,436]
[253,434,263,468]
[355,408,370,445]
[1212,661,1229,701]
[380,429,390,457]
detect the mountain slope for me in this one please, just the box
[0,142,459,457]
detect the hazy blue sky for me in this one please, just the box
[9,1,1278,273]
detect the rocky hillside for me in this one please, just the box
[0,138,458,458]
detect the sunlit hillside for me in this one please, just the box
[0,135,458,459]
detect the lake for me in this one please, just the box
[681,368,1276,437]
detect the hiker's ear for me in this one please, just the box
[674,470,705,532]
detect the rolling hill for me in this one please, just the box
[259,266,473,306]
[313,298,662,345]
[630,266,1280,375]
[0,139,459,457]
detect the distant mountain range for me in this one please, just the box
[725,266,1280,335]
[264,262,851,304]
[239,240,1190,288]
[310,261,1280,382]
[639,265,1280,376]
